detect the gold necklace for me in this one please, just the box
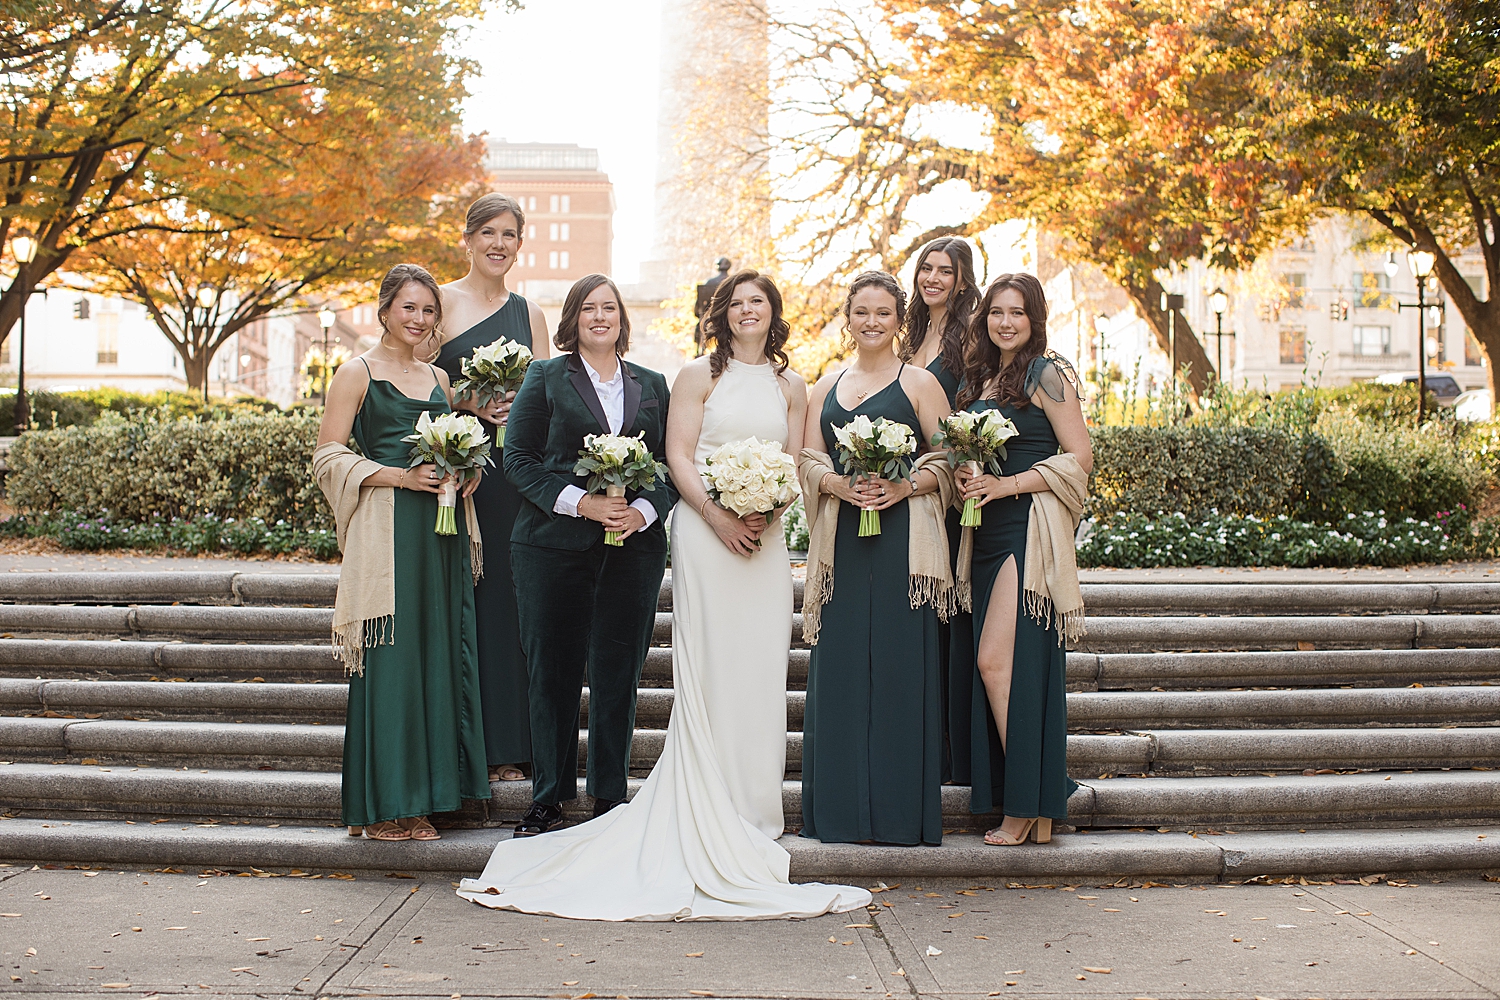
[378,343,413,374]
[852,361,901,400]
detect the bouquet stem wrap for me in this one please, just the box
[960,461,983,527]
[436,479,459,535]
[604,483,627,546]
[859,496,881,537]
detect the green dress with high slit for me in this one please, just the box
[341,364,490,827]
[801,369,943,846]
[436,294,533,767]
[950,355,1078,820]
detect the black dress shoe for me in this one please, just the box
[513,801,564,838]
[592,797,625,819]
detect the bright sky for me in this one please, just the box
[458,0,664,284]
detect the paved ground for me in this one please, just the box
[2,865,1497,999]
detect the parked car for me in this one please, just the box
[1454,389,1493,422]
[1371,372,1465,407]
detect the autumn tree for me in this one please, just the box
[0,0,486,365]
[770,1,1311,395]
[1252,0,1500,415]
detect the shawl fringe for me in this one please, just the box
[331,613,396,678]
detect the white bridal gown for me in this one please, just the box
[458,359,871,921]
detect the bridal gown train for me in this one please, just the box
[457,359,871,920]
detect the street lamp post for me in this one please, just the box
[1160,291,1185,391]
[1406,250,1437,426]
[317,306,337,403]
[1209,286,1229,388]
[9,232,38,433]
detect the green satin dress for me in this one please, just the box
[951,356,1079,820]
[802,369,943,846]
[436,294,533,767]
[341,365,490,827]
[926,354,969,784]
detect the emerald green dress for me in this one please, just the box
[951,356,1078,820]
[342,364,490,827]
[802,369,943,846]
[927,354,969,783]
[436,294,533,767]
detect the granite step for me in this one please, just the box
[2,763,1497,830]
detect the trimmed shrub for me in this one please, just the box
[1316,418,1485,520]
[1088,426,1305,519]
[6,412,331,530]
[0,387,284,430]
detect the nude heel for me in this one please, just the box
[1031,818,1052,844]
[347,826,363,837]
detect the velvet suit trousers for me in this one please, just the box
[512,538,668,806]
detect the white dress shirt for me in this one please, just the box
[554,354,659,528]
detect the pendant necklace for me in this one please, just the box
[380,345,411,374]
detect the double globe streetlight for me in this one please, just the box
[9,232,39,434]
[1404,249,1437,426]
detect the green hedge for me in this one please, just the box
[6,413,331,531]
[0,388,284,430]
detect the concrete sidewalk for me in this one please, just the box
[2,864,1497,999]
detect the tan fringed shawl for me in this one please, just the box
[312,444,485,678]
[955,452,1089,646]
[797,449,956,645]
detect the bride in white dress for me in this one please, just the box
[457,270,871,920]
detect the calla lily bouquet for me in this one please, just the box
[932,410,1019,527]
[574,432,667,546]
[832,414,916,537]
[403,411,494,535]
[451,338,533,447]
[703,437,800,546]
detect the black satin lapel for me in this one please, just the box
[566,353,610,433]
[621,363,642,433]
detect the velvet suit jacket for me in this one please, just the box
[503,352,677,552]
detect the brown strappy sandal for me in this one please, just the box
[400,816,441,841]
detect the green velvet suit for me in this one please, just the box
[503,352,676,806]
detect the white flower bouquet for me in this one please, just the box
[703,437,800,545]
[402,410,494,535]
[932,409,1019,527]
[450,338,533,447]
[832,414,916,537]
[573,432,668,546]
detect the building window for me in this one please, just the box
[1278,325,1307,365]
[560,222,570,241]
[528,225,536,239]
[549,222,559,241]
[549,250,559,269]
[1353,271,1395,310]
[560,250,570,269]
[550,195,560,213]
[561,195,571,213]
[1282,273,1308,310]
[73,297,91,320]
[97,313,120,365]
[1353,324,1391,356]
[528,197,537,212]
[1467,330,1484,366]
[528,252,536,267]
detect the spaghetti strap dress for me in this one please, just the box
[436,294,533,767]
[801,369,943,846]
[342,362,490,827]
[951,356,1079,820]
[925,352,969,783]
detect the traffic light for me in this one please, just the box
[1329,298,1349,322]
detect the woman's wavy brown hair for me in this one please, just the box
[554,274,631,355]
[957,272,1049,409]
[900,237,978,367]
[702,269,791,378]
[841,271,907,350]
[377,263,444,336]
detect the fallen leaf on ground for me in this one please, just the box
[689,992,713,997]
[685,952,704,957]
[926,946,942,956]
[101,984,131,989]
[562,982,579,987]
[1083,967,1112,974]
[846,923,873,928]
[973,935,989,940]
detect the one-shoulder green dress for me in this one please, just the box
[801,369,943,846]
[342,363,490,828]
[951,356,1079,820]
[926,353,969,783]
[436,294,534,767]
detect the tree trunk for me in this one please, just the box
[1476,319,1500,421]
[1123,275,1218,398]
[181,352,210,395]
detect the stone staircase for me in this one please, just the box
[0,570,1498,880]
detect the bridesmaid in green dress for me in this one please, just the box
[898,237,979,782]
[317,264,490,842]
[952,273,1093,847]
[437,193,551,783]
[801,272,953,845]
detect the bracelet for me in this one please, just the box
[397,469,407,490]
[1011,475,1021,499]
[820,472,835,495]
[699,495,712,518]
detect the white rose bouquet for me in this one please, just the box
[932,409,1019,527]
[702,437,800,546]
[403,410,495,535]
[450,338,533,447]
[831,414,916,537]
[573,432,668,546]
